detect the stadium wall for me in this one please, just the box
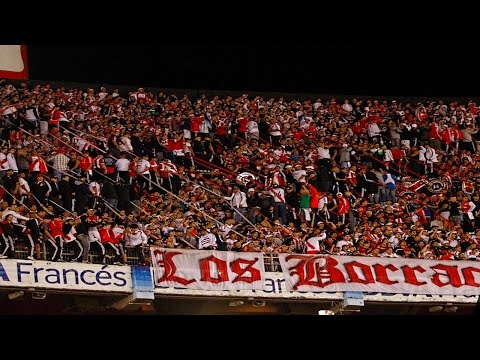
[0,258,477,306]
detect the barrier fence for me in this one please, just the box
[11,243,282,271]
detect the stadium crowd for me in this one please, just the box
[0,79,480,265]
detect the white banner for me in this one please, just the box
[151,247,265,290]
[0,259,132,293]
[279,254,480,295]
[155,272,479,304]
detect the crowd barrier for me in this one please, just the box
[10,243,283,271]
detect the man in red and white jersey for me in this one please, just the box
[62,217,84,262]
[1,100,18,128]
[79,151,94,180]
[336,192,351,224]
[85,209,105,264]
[148,156,159,188]
[99,223,123,264]
[305,229,327,254]
[133,88,149,104]
[93,154,108,181]
[156,158,177,192]
[267,165,287,188]
[29,150,48,179]
[75,134,92,153]
[47,215,65,262]
[0,147,9,178]
[124,223,148,265]
[49,106,69,130]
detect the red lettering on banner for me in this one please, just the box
[154,250,196,285]
[372,264,399,285]
[462,267,480,287]
[401,265,427,286]
[230,258,262,283]
[279,254,480,294]
[430,264,463,288]
[344,261,375,284]
[199,255,229,283]
[285,255,346,290]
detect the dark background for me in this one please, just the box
[27,44,479,97]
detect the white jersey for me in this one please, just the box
[317,146,331,159]
[112,226,125,238]
[198,233,217,249]
[6,153,18,171]
[88,181,101,196]
[18,177,30,195]
[270,188,285,203]
[115,158,130,171]
[246,120,259,134]
[306,233,327,254]
[1,209,29,223]
[224,191,247,208]
[118,136,133,152]
[125,230,148,247]
[0,153,10,170]
[137,159,150,175]
[64,226,77,243]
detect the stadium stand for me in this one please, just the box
[1,79,480,270]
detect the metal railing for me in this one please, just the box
[12,241,283,272]
[12,241,144,266]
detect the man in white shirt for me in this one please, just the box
[1,100,17,128]
[118,134,133,153]
[271,185,287,225]
[88,181,101,209]
[115,153,130,183]
[224,186,248,223]
[367,120,382,142]
[317,143,331,160]
[1,203,29,223]
[6,148,18,172]
[198,228,217,250]
[0,147,10,177]
[136,154,151,190]
[17,171,30,205]
[305,230,327,254]
[246,119,259,140]
[124,224,148,265]
[419,144,438,175]
[341,99,353,113]
[292,164,307,185]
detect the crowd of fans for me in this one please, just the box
[0,79,480,265]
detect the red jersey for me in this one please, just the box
[337,196,351,215]
[79,156,94,171]
[236,117,248,133]
[99,228,114,244]
[48,219,64,238]
[191,116,203,132]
